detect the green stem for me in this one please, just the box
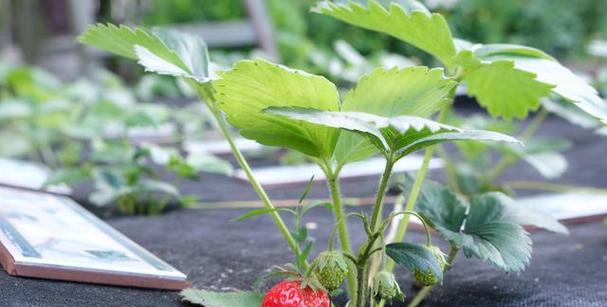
[355,263,367,307]
[195,83,302,262]
[366,156,394,298]
[487,108,548,181]
[354,233,381,307]
[407,285,433,307]
[407,246,459,307]
[370,156,394,231]
[326,169,357,300]
[214,113,300,256]
[389,211,432,247]
[521,108,549,141]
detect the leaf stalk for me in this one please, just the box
[197,86,303,265]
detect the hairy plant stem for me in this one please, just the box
[370,156,395,230]
[196,85,302,263]
[354,232,381,307]
[325,166,357,301]
[355,262,368,307]
[214,112,301,255]
[487,108,548,181]
[366,156,395,303]
[407,246,459,307]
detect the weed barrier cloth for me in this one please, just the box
[1,115,606,306]
[0,207,605,307]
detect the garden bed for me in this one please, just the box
[0,207,605,307]
[1,113,607,307]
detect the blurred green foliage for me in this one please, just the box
[141,0,607,69]
[443,0,607,59]
[142,0,245,24]
[0,62,231,215]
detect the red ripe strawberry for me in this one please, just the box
[262,280,330,307]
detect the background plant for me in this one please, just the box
[133,0,607,72]
[0,62,231,215]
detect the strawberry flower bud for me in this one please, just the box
[372,271,405,302]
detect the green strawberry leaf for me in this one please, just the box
[214,60,340,159]
[512,58,607,125]
[472,44,554,61]
[393,174,467,243]
[265,108,521,160]
[265,108,457,154]
[395,129,521,159]
[335,66,457,166]
[394,177,562,271]
[78,24,210,82]
[543,99,602,130]
[180,289,262,307]
[215,65,456,166]
[385,242,443,282]
[313,0,457,67]
[461,58,555,119]
[458,43,607,124]
[459,193,532,272]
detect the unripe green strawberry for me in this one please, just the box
[313,251,348,291]
[372,271,405,302]
[413,245,447,286]
[413,268,439,286]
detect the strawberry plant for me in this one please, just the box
[78,0,605,306]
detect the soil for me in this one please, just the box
[1,111,607,306]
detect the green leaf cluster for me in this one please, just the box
[79,24,210,82]
[314,0,607,123]
[215,61,461,167]
[267,107,521,163]
[313,0,456,67]
[393,174,567,272]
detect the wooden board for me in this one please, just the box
[0,187,188,290]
